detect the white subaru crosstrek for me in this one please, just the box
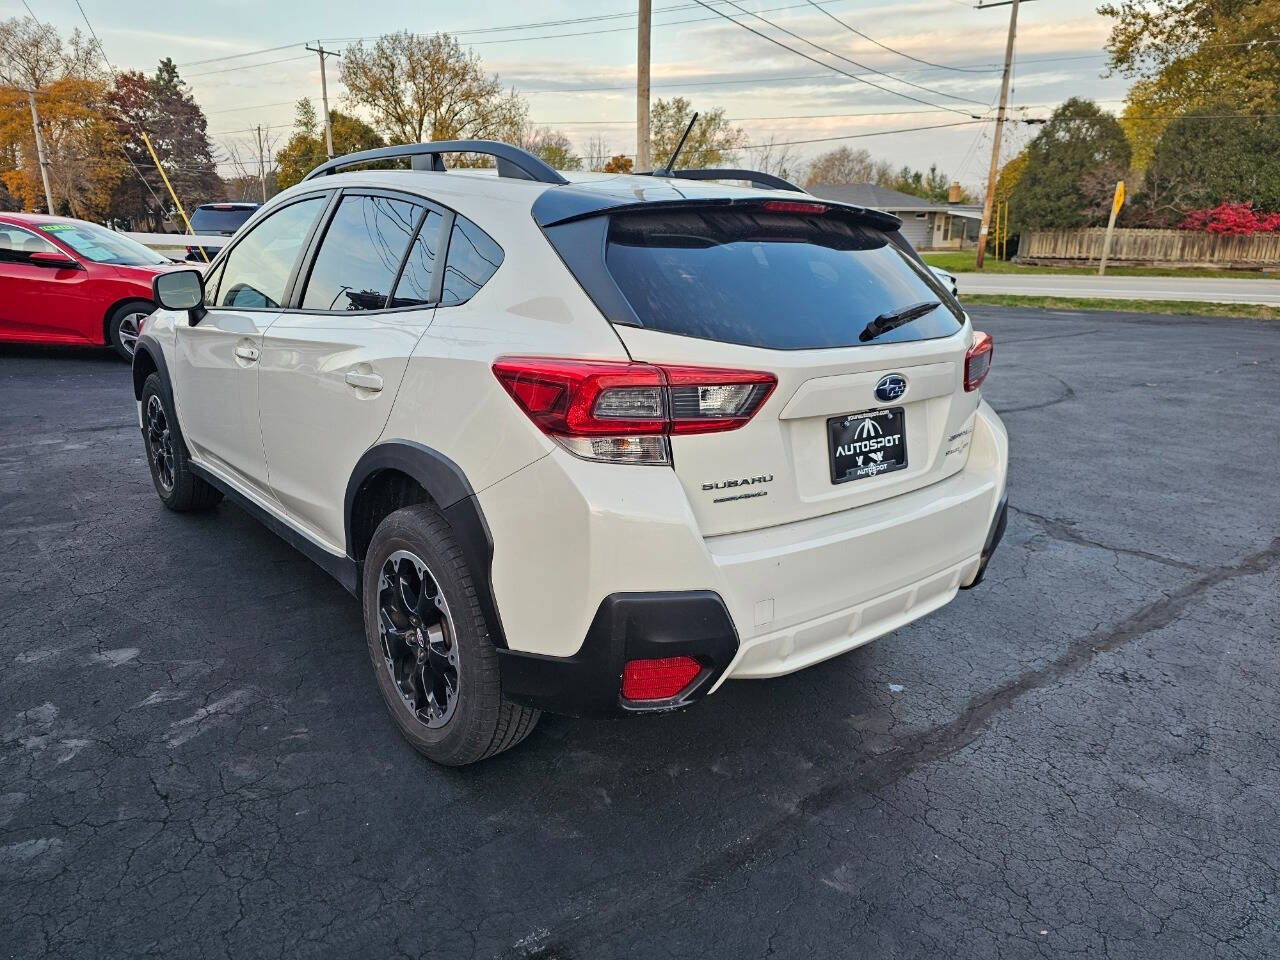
[134,141,1007,765]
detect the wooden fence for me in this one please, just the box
[1020,228,1280,268]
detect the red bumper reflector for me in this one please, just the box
[621,656,702,701]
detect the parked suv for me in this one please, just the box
[134,142,1007,765]
[186,202,260,262]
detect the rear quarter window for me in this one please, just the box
[603,207,963,350]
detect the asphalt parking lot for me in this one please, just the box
[2,305,1278,960]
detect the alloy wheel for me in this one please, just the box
[144,394,174,493]
[377,550,460,729]
[118,311,147,356]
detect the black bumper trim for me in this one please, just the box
[961,491,1008,590]
[497,591,740,717]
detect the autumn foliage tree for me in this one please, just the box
[106,58,219,230]
[0,15,121,217]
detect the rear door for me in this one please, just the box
[257,190,447,551]
[590,203,979,537]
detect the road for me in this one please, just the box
[2,307,1279,960]
[955,272,1280,305]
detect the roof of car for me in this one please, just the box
[288,167,901,232]
[0,212,90,227]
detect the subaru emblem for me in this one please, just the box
[875,374,907,403]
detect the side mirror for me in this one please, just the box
[153,269,207,324]
[27,250,80,270]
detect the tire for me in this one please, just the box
[363,503,539,766]
[108,300,154,361]
[140,373,223,512]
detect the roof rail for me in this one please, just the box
[642,168,806,193]
[302,140,569,185]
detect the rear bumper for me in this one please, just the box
[481,401,1007,714]
[498,592,739,716]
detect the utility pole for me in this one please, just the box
[306,42,341,159]
[25,91,55,214]
[975,0,1020,269]
[636,0,651,172]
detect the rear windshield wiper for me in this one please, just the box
[859,300,940,343]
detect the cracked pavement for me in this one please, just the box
[2,305,1278,959]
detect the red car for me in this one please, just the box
[0,212,182,360]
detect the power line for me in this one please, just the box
[689,0,982,116]
[713,0,991,105]
[803,0,993,73]
[185,54,313,79]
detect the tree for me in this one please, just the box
[340,32,527,147]
[803,146,891,187]
[1099,0,1280,170]
[582,133,613,172]
[602,154,633,174]
[518,127,582,171]
[745,136,803,185]
[648,97,744,170]
[1008,98,1131,231]
[275,98,385,189]
[107,59,220,229]
[1131,105,1280,224]
[0,16,120,216]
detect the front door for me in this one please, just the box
[258,192,446,550]
[0,224,91,343]
[173,193,329,500]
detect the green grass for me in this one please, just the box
[959,293,1280,321]
[923,250,1269,280]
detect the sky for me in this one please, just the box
[8,0,1131,188]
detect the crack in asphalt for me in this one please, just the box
[991,371,1076,414]
[1011,505,1201,571]
[511,536,1280,957]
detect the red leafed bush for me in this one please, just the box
[1180,202,1280,234]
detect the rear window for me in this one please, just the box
[603,207,963,350]
[191,207,256,235]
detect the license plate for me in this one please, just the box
[828,408,908,484]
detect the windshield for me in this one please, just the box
[38,222,168,267]
[604,207,963,350]
[190,207,256,235]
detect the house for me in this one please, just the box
[806,182,982,251]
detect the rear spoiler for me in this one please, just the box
[532,190,902,232]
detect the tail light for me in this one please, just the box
[492,357,776,464]
[762,200,828,215]
[621,656,702,701]
[964,331,993,392]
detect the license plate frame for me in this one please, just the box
[828,407,908,485]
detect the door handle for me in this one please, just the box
[234,345,259,363]
[345,371,384,392]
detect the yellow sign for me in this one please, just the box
[1112,180,1126,216]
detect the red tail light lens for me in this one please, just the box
[493,357,776,463]
[621,656,703,701]
[964,331,993,392]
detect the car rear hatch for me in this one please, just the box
[541,196,984,537]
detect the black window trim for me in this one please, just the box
[202,189,336,314]
[288,186,453,317]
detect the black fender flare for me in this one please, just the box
[131,334,193,458]
[344,441,508,648]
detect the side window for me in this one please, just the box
[0,226,60,264]
[388,210,444,308]
[215,195,326,309]
[440,216,504,307]
[301,194,422,312]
